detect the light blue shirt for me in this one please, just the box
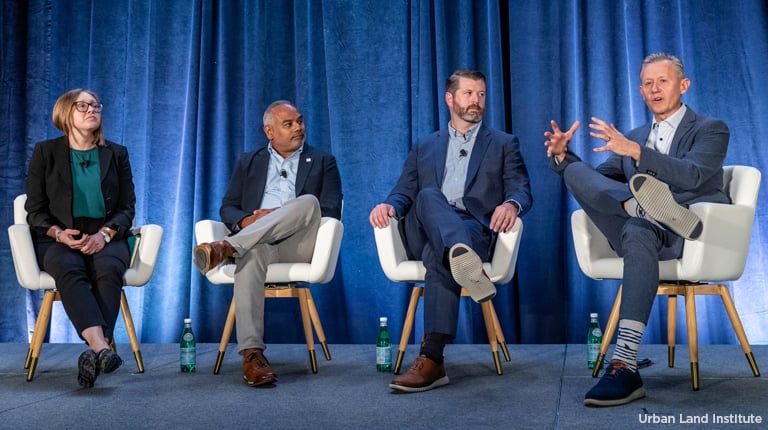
[442,121,481,210]
[260,144,302,209]
[647,104,687,155]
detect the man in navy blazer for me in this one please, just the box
[370,69,532,392]
[545,53,730,407]
[194,100,342,387]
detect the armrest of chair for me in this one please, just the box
[8,224,54,290]
[679,202,755,281]
[571,209,623,280]
[194,219,231,244]
[304,217,344,284]
[373,217,426,282]
[487,218,524,284]
[124,224,164,287]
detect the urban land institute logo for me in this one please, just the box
[638,409,763,425]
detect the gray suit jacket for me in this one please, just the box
[553,106,730,206]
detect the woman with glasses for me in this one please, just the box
[24,88,136,388]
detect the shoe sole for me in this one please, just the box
[243,375,277,387]
[193,245,213,274]
[449,244,496,303]
[78,350,98,388]
[389,375,449,393]
[583,387,646,407]
[630,174,703,240]
[98,349,123,374]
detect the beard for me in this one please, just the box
[455,103,484,123]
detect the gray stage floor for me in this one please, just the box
[0,343,765,429]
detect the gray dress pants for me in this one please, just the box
[225,194,321,352]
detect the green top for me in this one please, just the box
[70,147,105,219]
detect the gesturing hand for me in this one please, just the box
[544,120,580,162]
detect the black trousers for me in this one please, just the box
[35,227,129,342]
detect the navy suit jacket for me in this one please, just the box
[25,136,136,241]
[219,144,343,232]
[385,124,532,230]
[554,106,730,206]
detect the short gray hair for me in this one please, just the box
[263,100,294,126]
[641,53,685,80]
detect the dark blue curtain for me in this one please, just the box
[2,0,767,347]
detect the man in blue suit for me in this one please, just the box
[545,53,730,406]
[370,69,532,392]
[194,100,342,387]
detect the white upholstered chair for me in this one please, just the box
[571,165,761,390]
[194,216,343,374]
[373,217,523,375]
[8,194,163,381]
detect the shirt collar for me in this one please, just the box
[653,104,687,130]
[267,143,304,160]
[448,121,482,141]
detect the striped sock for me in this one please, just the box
[611,319,646,372]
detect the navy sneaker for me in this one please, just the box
[584,359,645,407]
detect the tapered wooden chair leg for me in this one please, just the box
[394,286,422,374]
[214,298,236,375]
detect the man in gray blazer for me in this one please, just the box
[545,53,729,407]
[194,100,342,387]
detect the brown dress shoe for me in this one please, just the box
[242,348,277,386]
[389,355,449,392]
[193,241,235,274]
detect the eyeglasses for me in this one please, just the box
[72,101,103,113]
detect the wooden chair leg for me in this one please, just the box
[716,284,760,377]
[305,289,331,361]
[667,294,677,368]
[683,286,700,391]
[394,286,422,374]
[593,286,621,377]
[214,297,236,375]
[119,290,144,373]
[488,301,510,362]
[26,290,56,381]
[296,288,318,373]
[480,300,503,375]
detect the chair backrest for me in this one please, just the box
[373,216,524,285]
[8,194,162,289]
[677,165,761,281]
[194,217,344,285]
[14,194,27,224]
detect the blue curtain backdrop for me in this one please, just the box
[2,0,767,348]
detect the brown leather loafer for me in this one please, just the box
[389,355,449,392]
[193,240,235,274]
[242,348,277,387]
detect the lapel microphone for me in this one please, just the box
[80,160,91,168]
[459,149,467,157]
[280,169,287,178]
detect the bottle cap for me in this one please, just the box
[589,313,598,318]
[184,318,192,323]
[379,317,387,323]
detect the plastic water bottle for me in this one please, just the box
[587,313,603,369]
[376,317,392,372]
[180,318,197,373]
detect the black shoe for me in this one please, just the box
[78,349,98,388]
[584,359,646,407]
[97,348,123,374]
[629,174,703,240]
